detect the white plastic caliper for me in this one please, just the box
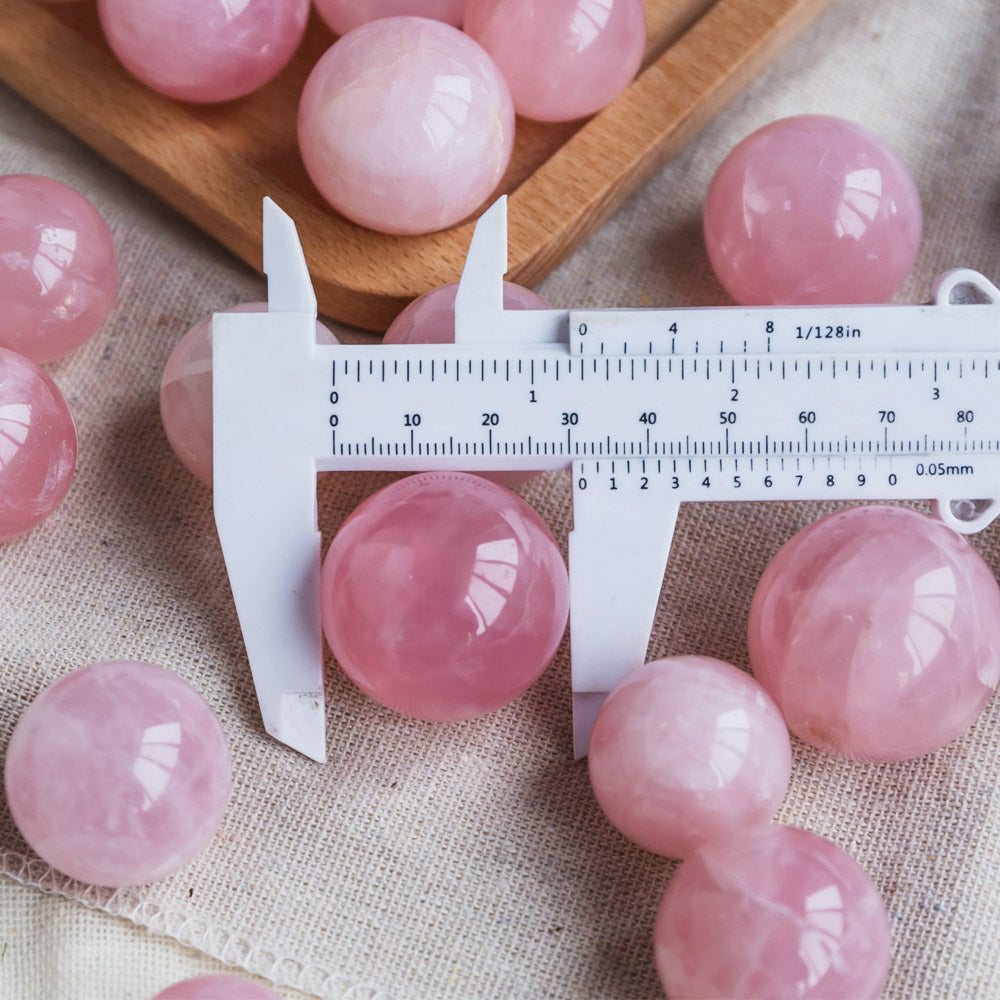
[214,197,1000,762]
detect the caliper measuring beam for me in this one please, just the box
[213,197,1000,763]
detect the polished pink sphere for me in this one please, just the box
[98,0,309,103]
[0,174,117,364]
[320,472,569,720]
[384,280,548,488]
[160,303,336,485]
[588,656,791,858]
[655,824,890,999]
[749,505,1000,761]
[704,115,922,304]
[0,347,77,540]
[152,976,281,1000]
[384,280,550,344]
[464,0,647,122]
[5,661,231,887]
[298,17,515,235]
[313,0,465,35]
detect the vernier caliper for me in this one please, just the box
[213,197,1000,763]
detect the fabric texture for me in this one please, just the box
[2,0,1000,997]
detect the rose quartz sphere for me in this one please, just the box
[655,824,890,999]
[0,174,117,364]
[160,303,337,485]
[464,0,647,122]
[298,17,515,235]
[97,0,309,103]
[0,347,77,541]
[588,656,791,858]
[320,472,569,720]
[384,280,550,344]
[151,976,281,1000]
[704,115,922,305]
[384,279,548,488]
[4,660,232,887]
[749,505,1000,761]
[313,0,465,35]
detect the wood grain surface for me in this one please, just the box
[0,0,835,330]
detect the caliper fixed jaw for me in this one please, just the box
[213,199,328,762]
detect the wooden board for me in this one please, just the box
[0,0,834,330]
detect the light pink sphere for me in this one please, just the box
[313,0,465,35]
[298,17,515,235]
[464,0,646,122]
[704,115,922,305]
[4,661,232,887]
[0,347,77,541]
[160,303,337,485]
[151,975,281,1000]
[0,175,117,364]
[384,279,548,488]
[749,505,1000,761]
[98,0,309,103]
[588,656,791,858]
[320,472,569,720]
[655,824,890,999]
[384,280,550,344]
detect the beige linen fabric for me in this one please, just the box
[2,0,1000,997]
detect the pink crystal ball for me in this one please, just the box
[97,0,309,103]
[160,303,337,485]
[704,115,922,305]
[655,824,890,999]
[383,280,551,345]
[0,174,117,364]
[0,347,77,541]
[298,17,515,235]
[152,976,282,1000]
[4,660,232,887]
[320,472,569,720]
[313,0,465,36]
[588,656,792,858]
[464,0,647,122]
[384,279,549,488]
[749,505,1000,761]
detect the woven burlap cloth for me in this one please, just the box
[2,0,999,997]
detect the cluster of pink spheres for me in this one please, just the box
[0,173,117,541]
[3,29,982,986]
[60,0,649,235]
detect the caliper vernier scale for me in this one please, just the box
[213,197,1000,764]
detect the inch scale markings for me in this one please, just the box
[213,198,1000,762]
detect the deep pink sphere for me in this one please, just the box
[655,824,890,999]
[151,975,281,1000]
[749,505,1000,761]
[320,472,569,720]
[588,656,791,858]
[160,303,337,485]
[0,347,77,541]
[98,0,309,103]
[4,661,232,887]
[464,0,647,122]
[704,115,922,304]
[0,174,117,363]
[313,0,465,35]
[298,17,515,235]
